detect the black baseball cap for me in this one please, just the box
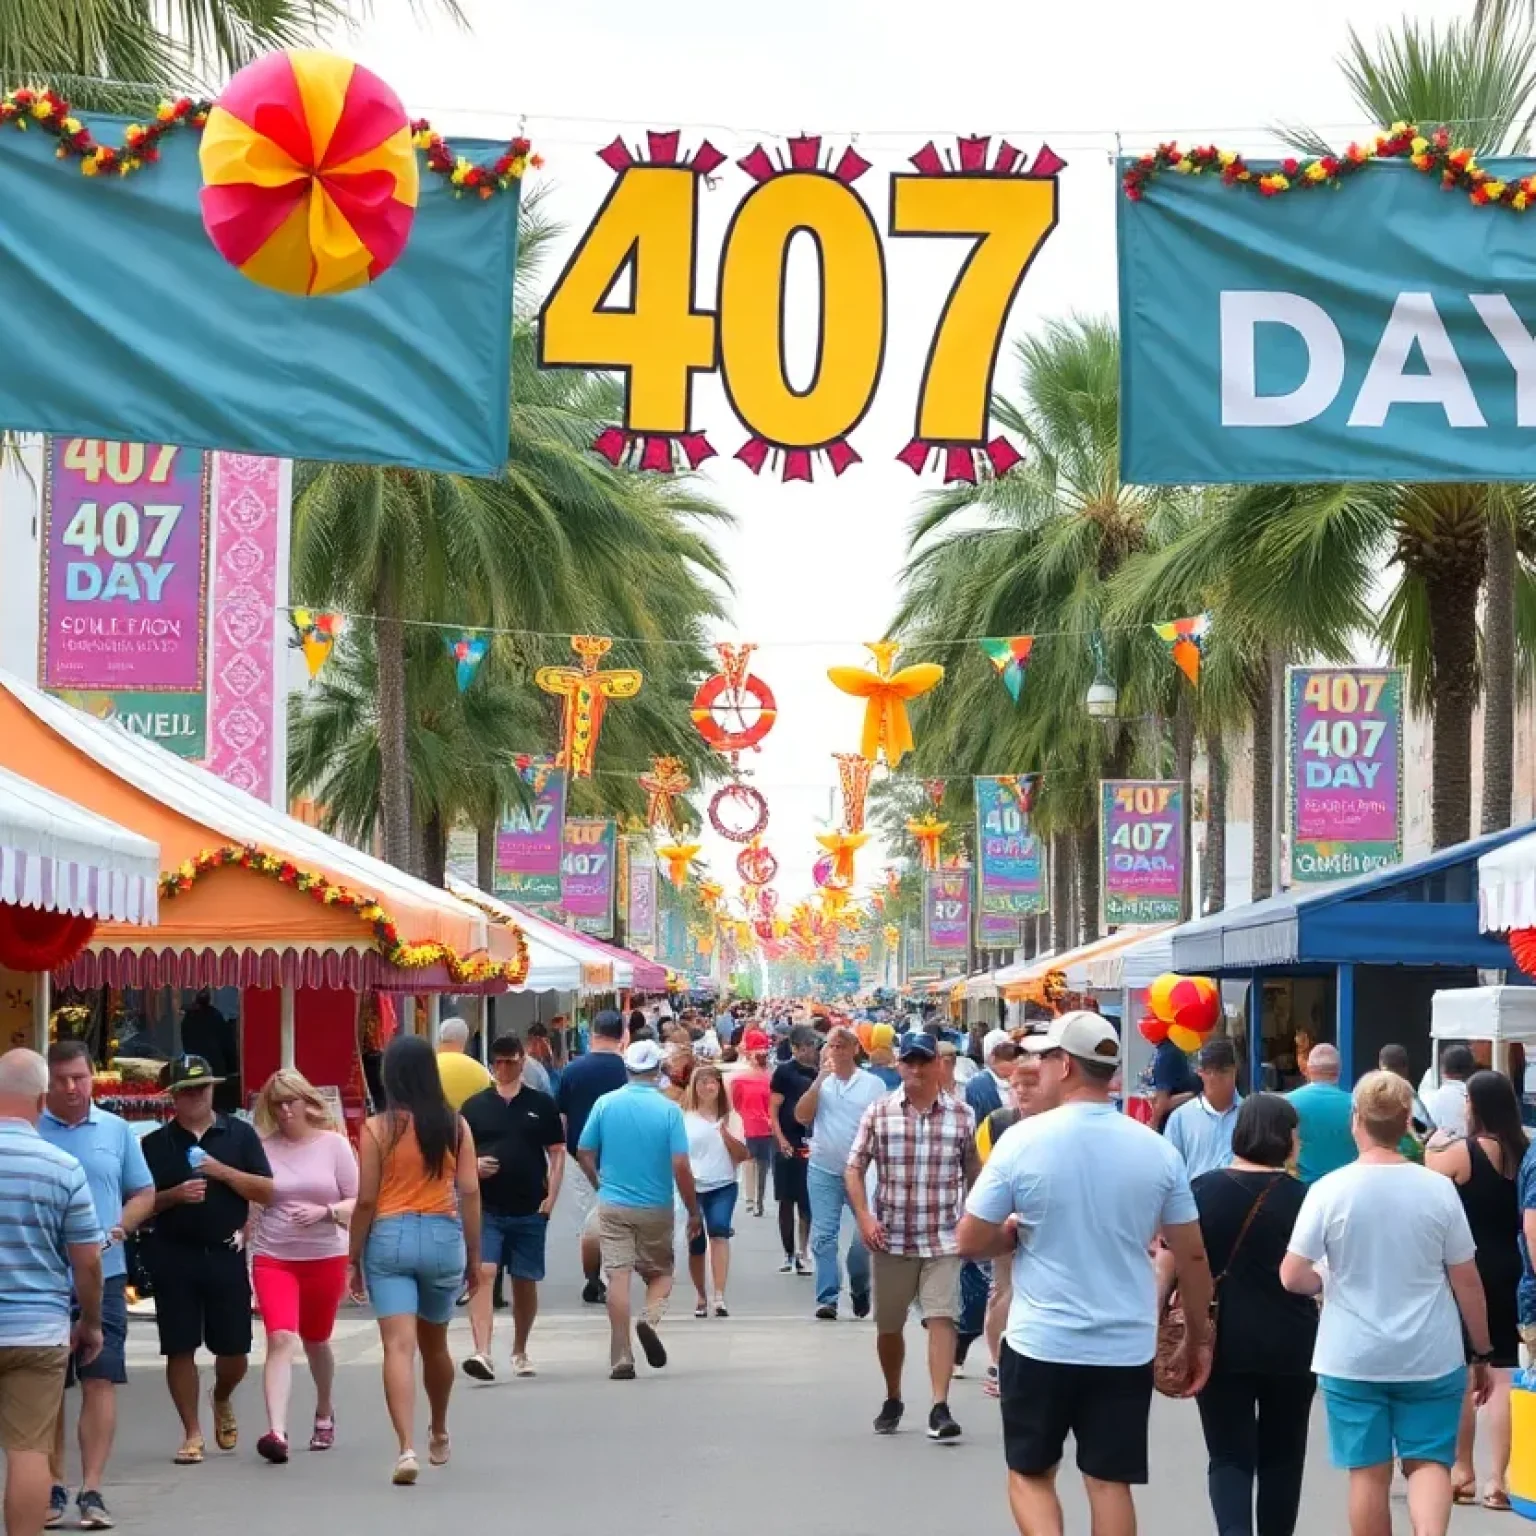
[162,1054,224,1092]
[898,1030,939,1061]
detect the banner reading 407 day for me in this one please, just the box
[561,819,618,939]
[1100,781,1184,925]
[495,764,567,907]
[974,776,1046,921]
[923,870,971,955]
[1288,666,1403,884]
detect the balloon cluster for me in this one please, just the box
[1137,972,1221,1054]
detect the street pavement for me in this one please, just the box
[82,1197,1513,1534]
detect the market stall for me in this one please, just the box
[1429,986,1536,1084]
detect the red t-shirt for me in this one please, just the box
[730,1073,774,1138]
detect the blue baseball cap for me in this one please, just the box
[898,1030,939,1061]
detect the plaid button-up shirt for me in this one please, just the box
[847,1088,976,1258]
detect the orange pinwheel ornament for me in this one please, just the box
[828,642,944,768]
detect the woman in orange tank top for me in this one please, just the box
[348,1034,481,1486]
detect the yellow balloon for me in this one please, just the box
[871,1022,895,1049]
[1168,1023,1204,1053]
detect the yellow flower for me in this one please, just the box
[1173,157,1193,174]
[1219,149,1237,167]
[61,116,80,133]
[155,102,174,122]
[79,158,98,176]
[1485,180,1507,199]
[1411,136,1429,155]
[30,100,49,119]
[412,129,433,149]
[1516,191,1529,211]
[450,155,470,186]
[1389,120,1409,137]
[1304,162,1327,182]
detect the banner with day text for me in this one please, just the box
[626,845,657,949]
[1288,666,1403,884]
[923,869,971,956]
[974,776,1046,921]
[560,818,618,938]
[1100,780,1185,925]
[494,765,567,908]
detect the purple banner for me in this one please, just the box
[561,818,617,937]
[1289,667,1404,883]
[1100,780,1184,925]
[494,764,567,907]
[924,869,970,954]
[42,437,208,692]
[977,913,1022,948]
[627,854,656,946]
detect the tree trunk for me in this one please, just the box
[374,575,414,874]
[1426,563,1483,849]
[421,813,448,887]
[1204,729,1227,917]
[1050,832,1073,953]
[1482,513,1517,834]
[1075,821,1100,944]
[476,821,497,893]
[1250,657,1275,900]
[1174,697,1195,922]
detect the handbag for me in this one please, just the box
[1154,1174,1279,1398]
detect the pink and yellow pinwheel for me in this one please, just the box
[828,642,944,768]
[656,842,701,887]
[816,830,869,888]
[200,50,419,296]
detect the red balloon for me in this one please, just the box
[1138,1013,1170,1046]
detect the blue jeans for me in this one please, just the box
[808,1162,869,1309]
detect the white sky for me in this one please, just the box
[350,0,1467,909]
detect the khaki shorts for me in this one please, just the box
[0,1347,68,1454]
[871,1252,962,1335]
[598,1205,675,1280]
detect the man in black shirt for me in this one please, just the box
[556,1010,629,1303]
[460,1036,565,1382]
[769,1026,820,1275]
[140,1055,273,1465]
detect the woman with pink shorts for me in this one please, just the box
[249,1070,359,1463]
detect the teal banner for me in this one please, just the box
[1119,158,1536,483]
[0,119,516,477]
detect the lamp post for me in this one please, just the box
[1085,633,1118,719]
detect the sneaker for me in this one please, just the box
[610,1361,637,1380]
[46,1486,68,1528]
[778,1257,795,1274]
[635,1320,667,1369]
[874,1398,904,1435]
[793,1256,812,1277]
[851,1291,871,1320]
[462,1352,495,1382]
[512,1354,536,1378]
[815,1303,838,1320]
[256,1431,289,1464]
[77,1491,114,1530]
[581,1276,606,1305]
[928,1402,962,1442]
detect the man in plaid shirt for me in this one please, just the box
[846,1031,980,1442]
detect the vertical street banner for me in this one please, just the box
[627,847,657,948]
[494,764,567,907]
[923,869,971,955]
[561,818,618,938]
[977,913,1022,950]
[1100,780,1185,924]
[41,437,209,756]
[974,776,1046,920]
[1288,666,1404,883]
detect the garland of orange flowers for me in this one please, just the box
[0,85,541,195]
[161,845,527,985]
[1122,122,1536,213]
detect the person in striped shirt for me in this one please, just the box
[0,1049,103,1536]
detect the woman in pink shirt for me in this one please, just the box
[729,1042,775,1216]
[249,1070,359,1464]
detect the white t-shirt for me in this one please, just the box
[965,1100,1198,1367]
[1422,1080,1469,1137]
[684,1112,738,1191]
[1287,1160,1475,1381]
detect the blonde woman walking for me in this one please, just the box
[683,1065,749,1317]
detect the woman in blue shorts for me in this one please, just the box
[683,1065,749,1317]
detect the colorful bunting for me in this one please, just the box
[1153,613,1211,687]
[289,608,340,679]
[978,635,1034,703]
[446,632,487,691]
[534,635,643,779]
[828,641,944,769]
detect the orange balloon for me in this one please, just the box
[1168,1023,1204,1053]
[1147,972,1221,1035]
[856,1022,874,1051]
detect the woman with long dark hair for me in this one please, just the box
[348,1034,481,1486]
[1427,1067,1528,1510]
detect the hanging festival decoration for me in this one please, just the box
[736,840,779,888]
[638,755,691,834]
[836,752,874,834]
[811,854,843,890]
[882,922,900,949]
[828,642,944,768]
[816,830,869,888]
[906,813,949,871]
[708,782,770,843]
[289,608,340,678]
[1153,613,1211,687]
[200,50,420,297]
[691,643,778,760]
[997,773,1040,815]
[534,635,643,779]
[0,906,96,973]
[978,636,1034,704]
[446,633,488,691]
[657,841,701,887]
[924,778,947,808]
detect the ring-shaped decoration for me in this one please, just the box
[709,782,769,843]
[692,671,779,755]
[811,854,852,892]
[737,843,779,886]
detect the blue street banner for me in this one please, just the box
[974,776,1046,919]
[1118,156,1536,484]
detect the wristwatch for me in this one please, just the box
[1471,1348,1497,1365]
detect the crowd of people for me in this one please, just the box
[7,994,1536,1536]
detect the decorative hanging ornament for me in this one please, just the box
[535,636,643,780]
[692,643,778,760]
[736,840,779,888]
[708,782,769,843]
[828,641,944,768]
[638,755,691,834]
[200,50,419,296]
[697,879,725,910]
[924,778,946,809]
[1153,613,1212,687]
[447,633,488,691]
[997,773,1040,816]
[656,842,701,887]
[816,830,869,888]
[882,922,900,949]
[885,867,902,897]
[289,607,340,678]
[906,813,949,871]
[978,635,1034,704]
[835,753,875,834]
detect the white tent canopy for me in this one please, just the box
[1479,830,1536,931]
[0,763,159,923]
[1432,985,1536,1044]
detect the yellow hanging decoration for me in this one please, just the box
[827,641,944,768]
[883,922,900,949]
[816,830,870,888]
[657,842,701,887]
[535,636,643,779]
[906,813,949,870]
[638,754,690,834]
[835,752,875,832]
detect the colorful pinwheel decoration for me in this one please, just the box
[828,642,944,769]
[447,633,487,691]
[1153,613,1211,687]
[289,608,340,678]
[978,635,1034,704]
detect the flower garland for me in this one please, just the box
[0,85,541,195]
[161,844,527,986]
[1122,122,1536,213]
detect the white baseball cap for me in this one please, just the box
[624,1040,663,1073]
[982,1028,1017,1062]
[1019,1010,1120,1065]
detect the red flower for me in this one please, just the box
[1433,127,1451,148]
[1282,157,1299,175]
[1320,157,1340,176]
[510,136,530,156]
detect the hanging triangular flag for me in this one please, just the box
[446,633,488,692]
[978,636,1034,703]
[289,608,340,680]
[1152,613,1211,687]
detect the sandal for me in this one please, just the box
[309,1415,335,1452]
[392,1450,419,1486]
[1453,1478,1478,1506]
[428,1430,450,1467]
[1485,1489,1513,1512]
[173,1435,205,1465]
[211,1393,237,1452]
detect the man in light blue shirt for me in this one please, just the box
[794,1026,888,1318]
[576,1040,699,1380]
[38,1041,154,1528]
[1285,1043,1357,1184]
[1165,1036,1243,1180]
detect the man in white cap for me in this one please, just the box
[958,1011,1213,1536]
[965,1029,1019,1123]
[576,1040,702,1379]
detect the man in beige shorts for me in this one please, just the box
[846,1031,979,1442]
